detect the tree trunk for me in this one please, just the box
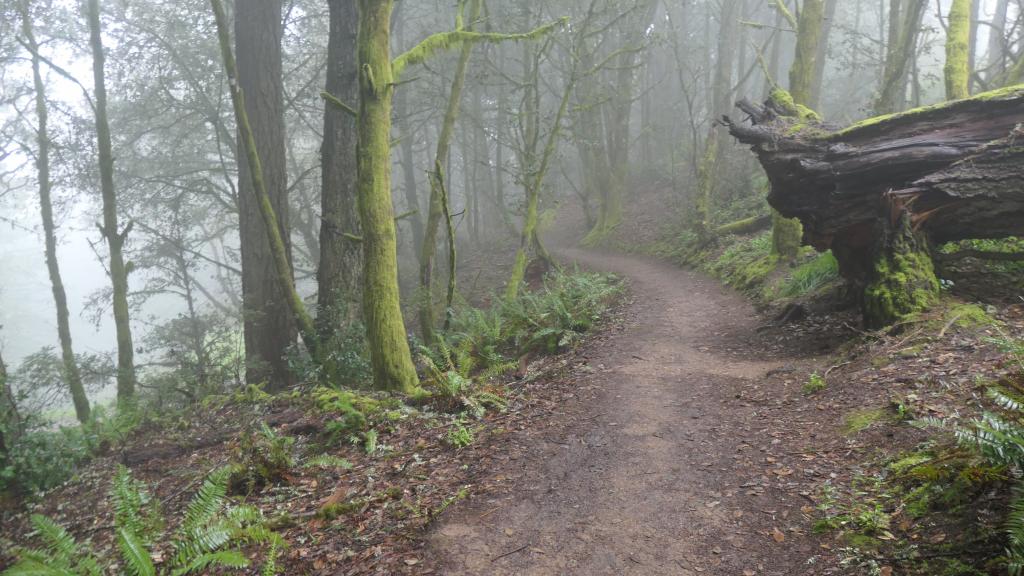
[318,0,362,374]
[234,0,296,390]
[21,2,91,423]
[875,0,927,114]
[419,0,481,343]
[694,0,739,235]
[986,0,1010,81]
[945,0,971,100]
[809,0,839,109]
[213,0,321,389]
[394,9,426,254]
[770,0,826,261]
[355,0,419,393]
[583,0,657,246]
[87,0,136,404]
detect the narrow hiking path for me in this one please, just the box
[427,248,834,576]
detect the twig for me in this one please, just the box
[492,543,530,562]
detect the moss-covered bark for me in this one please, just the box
[770,209,803,260]
[771,0,825,262]
[787,0,824,107]
[355,0,419,393]
[419,0,480,344]
[944,0,971,100]
[22,2,91,423]
[863,212,940,328]
[87,0,136,404]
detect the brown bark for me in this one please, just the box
[236,0,296,390]
[725,86,1024,281]
[318,0,361,344]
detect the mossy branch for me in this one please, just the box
[769,0,798,29]
[392,17,568,79]
[320,91,357,117]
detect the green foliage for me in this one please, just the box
[2,466,279,575]
[1,405,141,496]
[302,454,353,470]
[803,372,827,394]
[436,270,620,382]
[445,422,475,448]
[229,422,295,493]
[953,386,1024,573]
[777,251,840,298]
[705,233,778,293]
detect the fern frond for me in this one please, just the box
[261,538,280,576]
[0,557,78,576]
[116,528,155,576]
[181,467,233,535]
[28,515,78,566]
[111,466,152,542]
[169,550,249,576]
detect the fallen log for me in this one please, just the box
[724,85,1024,326]
[724,85,1024,279]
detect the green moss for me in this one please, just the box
[944,0,971,100]
[768,87,822,122]
[888,452,933,475]
[864,218,940,328]
[832,84,1024,138]
[843,408,889,435]
[944,303,999,330]
[770,209,803,261]
[317,498,367,520]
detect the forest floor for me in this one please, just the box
[3,184,1019,575]
[427,247,837,575]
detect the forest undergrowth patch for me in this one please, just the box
[0,269,624,575]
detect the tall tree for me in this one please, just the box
[355,0,419,393]
[582,0,658,245]
[19,1,91,424]
[986,0,1011,81]
[87,0,136,404]
[211,0,321,389]
[419,0,482,344]
[945,0,972,100]
[874,0,928,114]
[694,0,738,236]
[318,0,362,365]
[769,0,826,261]
[235,0,296,390]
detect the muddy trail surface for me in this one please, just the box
[427,248,832,575]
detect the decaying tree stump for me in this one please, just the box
[724,86,1024,326]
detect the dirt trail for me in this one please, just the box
[428,249,826,575]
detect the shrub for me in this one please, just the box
[955,388,1024,574]
[777,251,840,298]
[2,465,280,575]
[444,270,621,371]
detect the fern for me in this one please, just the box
[2,466,279,576]
[302,454,353,469]
[116,529,155,576]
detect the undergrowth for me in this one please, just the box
[2,466,280,575]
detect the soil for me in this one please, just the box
[426,247,836,575]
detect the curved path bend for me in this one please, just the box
[428,249,823,576]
